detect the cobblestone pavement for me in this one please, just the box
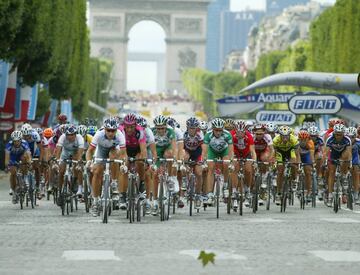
[1,172,360,275]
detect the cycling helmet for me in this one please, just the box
[43,128,54,138]
[186,117,199,128]
[87,125,97,136]
[328,118,336,128]
[333,123,345,133]
[278,125,291,136]
[211,118,225,129]
[65,124,77,135]
[103,117,118,130]
[58,113,67,122]
[266,122,278,133]
[235,120,246,132]
[253,123,266,132]
[21,123,32,136]
[298,130,310,139]
[124,113,137,125]
[224,118,235,129]
[77,125,87,136]
[167,117,178,128]
[11,131,23,141]
[199,121,208,131]
[137,116,148,128]
[153,115,168,126]
[346,127,357,137]
[35,127,43,136]
[308,126,320,136]
[59,124,68,134]
[245,120,254,130]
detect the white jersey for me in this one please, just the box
[174,127,184,143]
[90,129,125,150]
[144,127,155,147]
[57,134,84,160]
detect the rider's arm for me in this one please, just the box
[86,146,95,161]
[228,144,234,160]
[177,141,184,161]
[139,142,147,159]
[4,151,10,168]
[150,142,157,160]
[55,146,62,160]
[249,144,256,161]
[74,135,85,161]
[171,138,177,159]
[119,147,127,160]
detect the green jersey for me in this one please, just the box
[204,130,233,153]
[151,127,176,149]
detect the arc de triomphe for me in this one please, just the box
[89,0,211,94]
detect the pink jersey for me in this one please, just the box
[47,137,57,152]
[118,125,146,149]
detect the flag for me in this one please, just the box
[61,99,72,123]
[0,60,9,107]
[27,84,38,120]
[14,81,37,122]
[0,66,17,115]
[41,99,58,127]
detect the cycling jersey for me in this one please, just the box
[6,140,30,165]
[326,134,351,160]
[230,130,253,158]
[174,127,184,142]
[119,125,146,157]
[253,133,272,156]
[204,130,232,160]
[23,130,42,157]
[299,140,315,164]
[144,127,155,158]
[90,129,126,159]
[184,130,203,161]
[351,138,360,165]
[311,136,324,153]
[57,134,85,160]
[273,134,298,161]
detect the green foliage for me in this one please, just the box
[0,0,113,122]
[35,86,51,118]
[197,250,216,267]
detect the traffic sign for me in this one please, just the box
[256,110,296,125]
[288,94,342,114]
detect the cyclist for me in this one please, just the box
[43,128,57,193]
[322,123,352,206]
[167,117,185,207]
[266,122,278,140]
[273,125,300,205]
[230,120,256,207]
[5,131,31,204]
[297,130,315,202]
[86,117,127,216]
[199,120,209,136]
[55,125,85,198]
[308,126,325,200]
[183,117,205,208]
[118,113,147,210]
[137,116,158,214]
[151,115,177,215]
[52,114,68,145]
[346,127,360,204]
[77,125,88,149]
[202,118,233,205]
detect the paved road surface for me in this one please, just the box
[1,172,360,275]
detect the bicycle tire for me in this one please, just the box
[167,191,171,219]
[102,176,109,223]
[84,174,89,213]
[299,174,305,210]
[227,177,232,215]
[216,178,220,219]
[312,171,317,208]
[252,175,260,213]
[189,174,195,216]
[347,174,353,210]
[159,177,164,221]
[136,199,141,222]
[29,174,35,209]
[281,178,288,213]
[266,173,271,211]
[239,178,243,216]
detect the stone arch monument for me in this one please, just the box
[89,0,210,94]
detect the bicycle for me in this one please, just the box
[59,159,78,216]
[14,161,35,209]
[278,161,297,213]
[183,160,201,216]
[252,161,272,213]
[82,161,91,213]
[156,158,174,221]
[94,158,124,223]
[47,158,59,204]
[332,160,352,213]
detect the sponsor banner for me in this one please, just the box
[0,61,9,107]
[256,110,296,125]
[0,67,17,114]
[217,92,294,104]
[288,94,342,114]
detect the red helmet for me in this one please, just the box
[58,113,67,122]
[298,130,310,140]
[123,113,137,125]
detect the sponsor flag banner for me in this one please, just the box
[14,80,34,122]
[0,66,17,114]
[0,60,9,107]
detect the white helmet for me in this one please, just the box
[333,124,346,133]
[199,120,208,131]
[308,126,320,136]
[211,118,225,129]
[346,127,357,137]
[77,125,88,136]
[21,123,32,136]
[11,131,23,141]
[266,122,278,133]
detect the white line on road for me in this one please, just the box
[309,250,360,262]
[243,218,283,223]
[62,250,121,261]
[320,218,360,223]
[7,221,32,225]
[87,219,120,223]
[179,250,247,260]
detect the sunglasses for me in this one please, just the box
[255,133,264,135]
[106,129,116,133]
[213,129,223,132]
[156,127,166,130]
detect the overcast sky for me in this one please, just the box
[127,0,336,92]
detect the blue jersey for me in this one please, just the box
[312,136,324,153]
[326,135,351,160]
[23,130,41,156]
[351,139,360,165]
[6,140,30,165]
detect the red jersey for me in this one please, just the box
[231,130,254,158]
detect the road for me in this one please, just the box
[1,172,360,275]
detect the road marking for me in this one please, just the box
[309,251,360,262]
[243,218,283,223]
[62,250,120,261]
[7,221,32,225]
[179,250,246,260]
[87,219,120,223]
[320,218,360,223]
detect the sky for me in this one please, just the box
[126,0,336,92]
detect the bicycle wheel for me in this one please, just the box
[347,174,353,210]
[189,175,195,216]
[227,177,232,215]
[312,171,317,208]
[136,199,141,222]
[252,175,260,214]
[215,179,220,219]
[239,178,243,216]
[299,174,305,210]
[266,173,272,211]
[159,178,164,221]
[334,192,339,213]
[127,176,134,223]
[281,178,288,213]
[83,174,90,213]
[102,177,109,223]
[29,174,35,209]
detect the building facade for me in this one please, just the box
[266,0,310,16]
